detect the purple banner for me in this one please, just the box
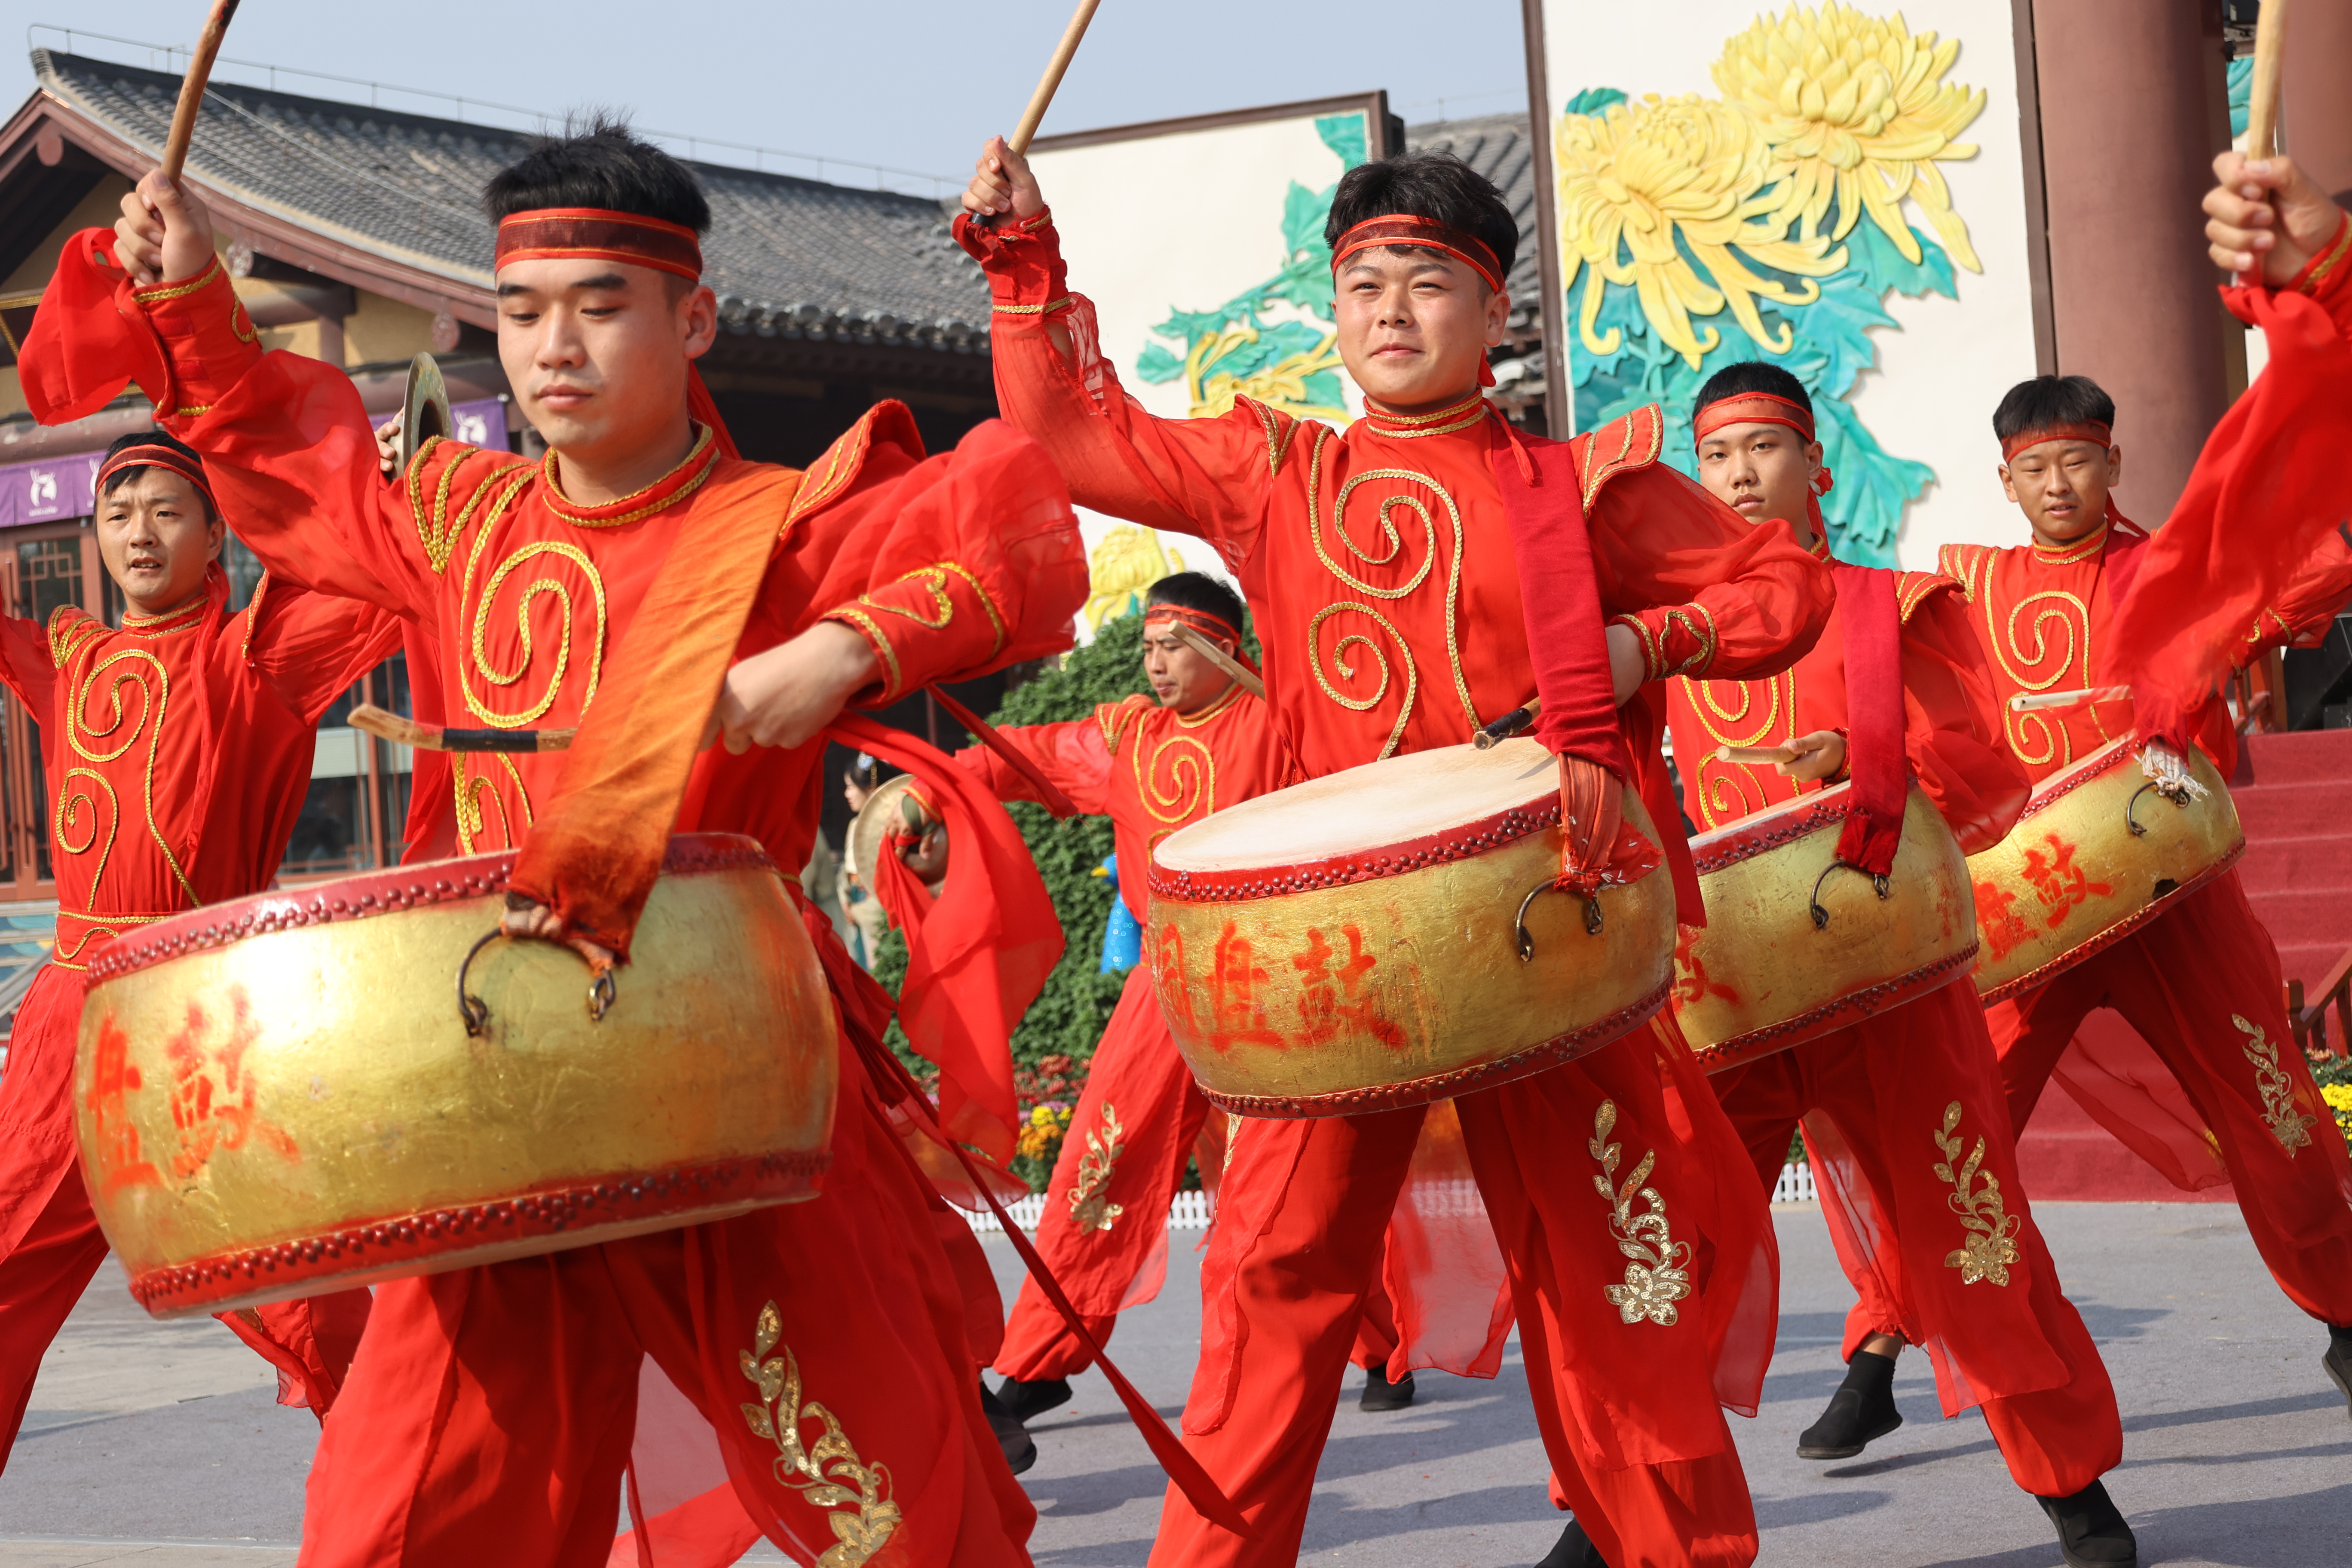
[451,397,509,452]
[0,451,100,530]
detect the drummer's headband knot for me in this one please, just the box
[495,208,704,282]
[2000,420,2113,462]
[1145,603,1240,645]
[97,443,217,515]
[1330,215,1504,295]
[1693,392,1815,447]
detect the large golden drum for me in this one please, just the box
[1147,738,1675,1116]
[1969,738,2243,1004]
[75,833,837,1318]
[1673,784,1978,1073]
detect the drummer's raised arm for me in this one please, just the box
[955,151,1276,570]
[1589,464,1834,684]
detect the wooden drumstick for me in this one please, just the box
[1716,743,1800,766]
[160,0,242,184]
[1170,620,1267,701]
[1474,696,1542,750]
[1009,0,1104,154]
[349,703,576,754]
[2009,684,2130,714]
[2245,0,2288,164]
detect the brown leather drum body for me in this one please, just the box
[1674,784,1978,1073]
[75,833,837,1318]
[1969,738,2243,1004]
[1146,738,1675,1117]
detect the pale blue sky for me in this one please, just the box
[1,0,1529,196]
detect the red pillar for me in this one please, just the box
[2285,0,2352,202]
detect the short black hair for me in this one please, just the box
[1694,360,1813,423]
[483,113,710,235]
[1993,375,2115,446]
[1146,571,1246,639]
[1323,152,1517,290]
[98,429,214,521]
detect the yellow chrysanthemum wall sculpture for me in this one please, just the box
[1556,2,1987,568]
[1556,93,1845,368]
[1714,1,1988,271]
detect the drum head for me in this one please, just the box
[848,774,921,893]
[1156,737,1556,873]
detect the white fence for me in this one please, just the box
[965,1166,1814,1232]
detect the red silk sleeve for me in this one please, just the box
[792,420,1087,705]
[1897,583,2031,856]
[2238,522,2352,663]
[0,614,58,719]
[951,717,1115,817]
[240,582,408,726]
[956,211,1275,570]
[1588,464,1834,679]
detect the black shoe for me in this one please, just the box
[993,1374,1072,1426]
[1533,1516,1608,1568]
[2325,1326,2352,1421]
[2035,1479,2139,1568]
[1797,1348,1902,1460]
[1358,1364,1416,1412]
[978,1379,1036,1475]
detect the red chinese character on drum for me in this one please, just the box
[2017,833,2113,929]
[1291,925,1403,1050]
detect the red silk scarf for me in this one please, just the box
[1829,563,1907,876]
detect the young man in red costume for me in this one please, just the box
[0,430,397,1463]
[963,141,1834,1568]
[1670,362,2136,1568]
[1821,153,2352,1470]
[60,121,1089,1565]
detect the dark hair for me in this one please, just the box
[1323,152,1518,288]
[1694,360,1813,423]
[483,113,710,235]
[1992,375,2115,445]
[98,429,214,521]
[1146,571,1246,639]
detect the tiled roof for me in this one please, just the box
[1406,111,1541,329]
[31,49,993,355]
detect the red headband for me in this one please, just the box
[1145,603,1240,644]
[1330,215,1505,294]
[2000,421,2113,462]
[1694,391,1815,446]
[495,208,704,281]
[97,443,216,514]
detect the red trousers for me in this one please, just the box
[1148,1018,1776,1568]
[1712,982,2122,1498]
[1990,871,2352,1325]
[0,963,367,1462]
[296,1041,1033,1568]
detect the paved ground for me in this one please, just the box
[1,1202,2345,1565]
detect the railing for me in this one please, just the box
[2288,944,2352,1059]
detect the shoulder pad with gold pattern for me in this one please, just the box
[44,603,102,669]
[1895,570,1963,624]
[1566,404,1666,511]
[1936,542,1992,603]
[1095,692,1152,751]
[1231,395,1302,480]
[407,437,533,576]
[785,400,926,530]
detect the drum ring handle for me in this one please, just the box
[1514,879,1603,962]
[457,927,619,1036]
[2124,780,2191,837]
[1809,862,1892,930]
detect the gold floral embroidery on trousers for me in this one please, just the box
[1934,1102,2021,1285]
[1589,1101,1692,1326]
[2237,1014,2318,1154]
[738,1302,900,1567]
[1068,1102,1127,1233]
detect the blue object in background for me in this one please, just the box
[1093,855,1142,973]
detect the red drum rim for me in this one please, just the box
[1975,839,2244,1005]
[124,1149,829,1317]
[1687,782,1860,876]
[1149,796,1561,904]
[2015,738,2135,821]
[83,832,777,985]
[1196,976,1669,1118]
[1691,943,1981,1072]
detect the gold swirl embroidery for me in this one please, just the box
[451,753,532,856]
[2237,1014,2319,1154]
[856,563,1009,658]
[460,533,607,729]
[1589,1101,1692,1326]
[53,768,119,909]
[1933,1102,2021,1286]
[1137,731,1214,828]
[1068,1102,1127,1233]
[1308,601,1418,759]
[738,1301,899,1566]
[67,647,196,902]
[1246,399,1297,477]
[1987,587,2095,769]
[1677,671,1795,830]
